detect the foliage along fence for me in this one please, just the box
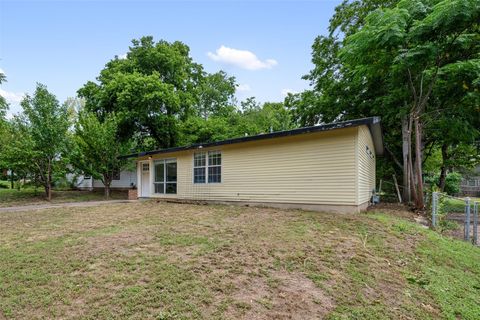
[431,192,479,246]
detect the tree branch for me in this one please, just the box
[385,145,403,170]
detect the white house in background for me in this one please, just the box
[70,168,137,190]
[75,171,137,190]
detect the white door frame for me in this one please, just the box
[139,160,151,197]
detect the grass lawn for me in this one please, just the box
[0,187,128,208]
[0,202,479,319]
[443,196,480,213]
[0,180,10,188]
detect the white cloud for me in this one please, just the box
[237,84,251,92]
[118,53,127,59]
[208,45,278,70]
[281,88,298,97]
[0,68,5,75]
[0,88,25,105]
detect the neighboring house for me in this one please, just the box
[70,166,137,191]
[122,117,383,213]
[460,165,480,197]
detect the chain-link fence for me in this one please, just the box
[431,192,479,245]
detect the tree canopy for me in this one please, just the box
[78,36,237,150]
[3,84,71,199]
[73,111,132,198]
[287,0,480,207]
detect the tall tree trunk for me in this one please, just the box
[49,164,52,201]
[41,159,52,201]
[408,157,417,204]
[414,117,424,209]
[47,167,52,201]
[45,185,52,201]
[407,116,418,204]
[105,184,111,199]
[103,174,111,199]
[10,169,14,189]
[439,143,448,192]
[402,117,411,202]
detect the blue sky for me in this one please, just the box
[0,0,341,116]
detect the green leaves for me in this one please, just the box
[79,36,237,149]
[292,0,480,192]
[74,111,131,186]
[20,84,70,158]
[1,84,71,196]
[410,0,480,41]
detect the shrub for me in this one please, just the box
[425,172,462,196]
[444,172,462,195]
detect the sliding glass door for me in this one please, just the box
[154,159,177,194]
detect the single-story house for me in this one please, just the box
[122,117,383,213]
[70,166,137,191]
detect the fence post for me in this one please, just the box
[465,198,471,241]
[431,192,437,228]
[473,202,478,246]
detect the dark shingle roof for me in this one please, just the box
[121,116,383,159]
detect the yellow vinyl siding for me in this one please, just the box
[357,125,376,205]
[142,127,358,206]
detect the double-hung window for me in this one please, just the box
[208,151,221,183]
[194,152,206,183]
[154,159,177,194]
[194,151,221,184]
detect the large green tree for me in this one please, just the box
[196,71,236,120]
[428,59,480,190]
[289,0,480,208]
[287,0,399,127]
[78,36,236,150]
[0,72,9,174]
[340,0,480,208]
[9,84,71,200]
[73,111,131,198]
[1,117,36,187]
[179,98,293,145]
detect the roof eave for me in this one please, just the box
[367,116,384,156]
[120,116,384,159]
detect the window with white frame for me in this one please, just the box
[193,152,206,183]
[154,159,177,194]
[208,151,221,183]
[194,151,221,183]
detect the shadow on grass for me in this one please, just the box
[0,188,128,207]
